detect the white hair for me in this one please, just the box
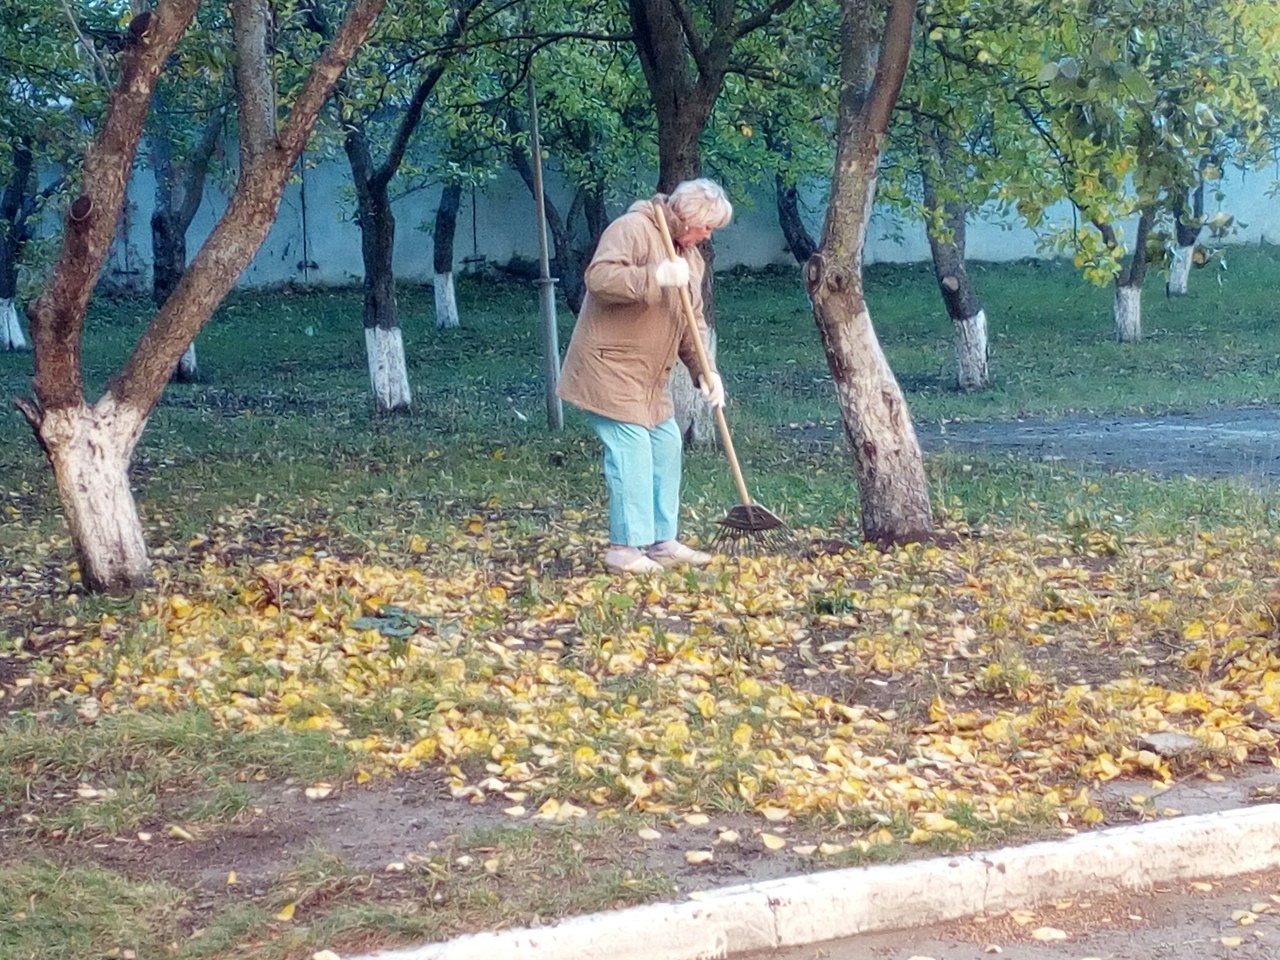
[669,178,733,231]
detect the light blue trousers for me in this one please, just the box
[589,414,682,547]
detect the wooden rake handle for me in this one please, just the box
[652,203,755,508]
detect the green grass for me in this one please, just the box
[7,250,1280,558]
[5,249,1280,955]
[0,709,352,837]
[0,860,184,960]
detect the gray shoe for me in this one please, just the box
[604,546,665,575]
[647,539,712,568]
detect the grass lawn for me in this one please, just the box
[3,247,1280,957]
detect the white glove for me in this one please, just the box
[654,257,690,288]
[697,371,725,409]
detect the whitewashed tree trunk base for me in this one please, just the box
[1114,284,1143,343]
[366,325,412,413]
[671,327,717,446]
[1167,245,1194,296]
[953,309,988,391]
[42,398,150,592]
[175,343,198,381]
[1,298,29,351]
[434,271,460,329]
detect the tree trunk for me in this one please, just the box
[509,137,591,315]
[0,221,27,351]
[1112,210,1151,343]
[1168,244,1194,298]
[1167,186,1203,297]
[25,399,150,592]
[918,123,988,391]
[434,182,461,329]
[346,127,410,413]
[150,102,221,383]
[151,132,196,380]
[1,299,27,351]
[434,272,459,331]
[233,0,277,176]
[365,325,411,412]
[20,0,386,593]
[176,344,198,379]
[806,0,929,547]
[1113,282,1142,343]
[1,139,34,351]
[776,174,817,264]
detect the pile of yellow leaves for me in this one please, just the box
[24,511,1280,844]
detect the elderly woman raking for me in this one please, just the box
[557,178,733,575]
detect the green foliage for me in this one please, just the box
[931,0,1280,283]
[703,0,838,203]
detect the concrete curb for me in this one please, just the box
[352,803,1280,960]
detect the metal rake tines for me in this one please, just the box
[711,503,794,557]
[711,525,794,556]
[717,503,786,534]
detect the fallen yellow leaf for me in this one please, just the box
[1030,927,1067,942]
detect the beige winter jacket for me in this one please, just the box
[557,197,715,428]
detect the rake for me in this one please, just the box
[653,204,790,555]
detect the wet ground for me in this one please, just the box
[914,406,1280,483]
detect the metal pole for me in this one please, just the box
[526,72,564,430]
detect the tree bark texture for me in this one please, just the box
[1168,186,1204,297]
[365,326,411,413]
[346,129,410,412]
[1113,283,1142,344]
[805,0,930,547]
[115,0,387,412]
[670,327,715,447]
[19,0,386,593]
[626,0,717,192]
[1103,210,1150,343]
[434,271,459,330]
[36,400,150,593]
[151,104,222,308]
[232,0,277,176]
[434,182,461,276]
[27,1,201,413]
[1,299,27,351]
[776,174,816,264]
[1168,244,1195,297]
[918,123,987,391]
[434,183,461,329]
[346,131,398,333]
[1,139,35,350]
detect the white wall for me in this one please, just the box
[102,156,1280,292]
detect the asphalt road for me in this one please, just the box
[914,407,1280,484]
[750,869,1280,960]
